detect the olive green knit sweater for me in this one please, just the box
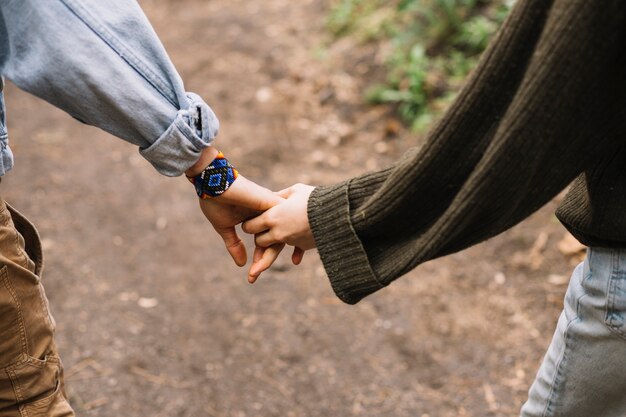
[307,0,626,305]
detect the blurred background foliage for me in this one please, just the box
[328,0,515,131]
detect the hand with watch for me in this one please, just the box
[185,147,304,282]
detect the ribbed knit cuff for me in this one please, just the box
[307,181,385,305]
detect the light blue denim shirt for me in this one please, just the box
[0,0,219,177]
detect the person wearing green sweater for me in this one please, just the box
[241,0,626,415]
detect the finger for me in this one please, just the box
[276,186,296,199]
[247,246,266,283]
[277,183,310,199]
[248,243,285,283]
[220,176,283,211]
[252,245,265,263]
[248,245,267,284]
[217,226,247,267]
[254,230,280,248]
[292,247,305,265]
[242,213,270,235]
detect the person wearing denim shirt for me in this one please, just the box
[0,1,282,415]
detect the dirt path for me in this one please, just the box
[3,1,579,416]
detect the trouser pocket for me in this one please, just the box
[582,248,626,340]
[605,264,626,339]
[0,265,28,369]
[5,203,43,277]
[3,355,64,417]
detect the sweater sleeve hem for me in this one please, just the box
[307,181,385,305]
[139,93,219,177]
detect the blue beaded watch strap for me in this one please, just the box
[186,151,239,199]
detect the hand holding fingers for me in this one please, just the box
[243,184,316,250]
[187,149,288,270]
[241,183,315,237]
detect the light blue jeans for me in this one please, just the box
[521,248,626,416]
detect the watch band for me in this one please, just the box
[187,151,239,199]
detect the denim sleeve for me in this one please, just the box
[0,0,219,177]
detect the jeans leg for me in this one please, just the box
[521,248,626,417]
[0,201,74,417]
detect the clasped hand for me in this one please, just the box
[194,169,315,282]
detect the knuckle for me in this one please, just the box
[255,199,270,212]
[265,212,279,228]
[274,230,289,242]
[255,236,269,248]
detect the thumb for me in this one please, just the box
[217,226,247,267]
[276,186,296,199]
[222,176,283,212]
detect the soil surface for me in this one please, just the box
[3,0,585,416]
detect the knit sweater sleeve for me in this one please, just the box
[307,0,626,305]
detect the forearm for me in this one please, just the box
[185,147,220,177]
[308,0,626,304]
[0,0,218,176]
[307,0,550,304]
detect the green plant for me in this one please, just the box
[328,0,512,131]
[327,0,392,39]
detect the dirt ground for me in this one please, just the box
[3,0,586,416]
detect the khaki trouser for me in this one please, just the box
[0,199,74,417]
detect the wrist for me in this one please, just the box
[185,146,219,177]
[186,149,240,200]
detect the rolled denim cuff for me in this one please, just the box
[139,93,220,177]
